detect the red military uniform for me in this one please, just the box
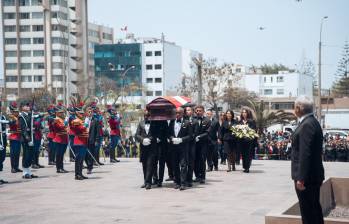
[47,115,56,140]
[71,118,89,146]
[33,117,43,141]
[53,117,68,144]
[108,115,121,136]
[8,115,21,141]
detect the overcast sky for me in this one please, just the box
[88,0,349,88]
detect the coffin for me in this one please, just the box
[146,96,192,121]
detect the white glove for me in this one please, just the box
[195,136,200,142]
[167,138,170,143]
[28,141,34,147]
[142,138,151,146]
[156,138,161,143]
[172,138,183,145]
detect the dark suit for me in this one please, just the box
[219,119,238,169]
[184,116,198,184]
[207,118,219,170]
[136,120,164,186]
[168,119,192,186]
[194,116,211,181]
[291,114,324,224]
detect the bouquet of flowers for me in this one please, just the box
[230,125,259,140]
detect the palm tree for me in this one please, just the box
[246,100,297,134]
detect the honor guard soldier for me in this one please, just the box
[0,102,9,184]
[70,103,89,180]
[8,102,22,173]
[53,103,69,173]
[46,105,56,165]
[19,101,38,179]
[107,105,121,163]
[32,108,45,169]
[67,105,76,162]
[168,107,192,190]
[193,105,211,184]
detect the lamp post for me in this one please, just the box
[317,16,328,127]
[120,65,135,109]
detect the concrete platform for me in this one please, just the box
[0,158,348,224]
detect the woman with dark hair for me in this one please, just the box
[219,110,237,172]
[238,108,257,173]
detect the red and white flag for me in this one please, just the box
[121,26,127,32]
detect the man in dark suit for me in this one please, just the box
[206,110,219,171]
[291,96,325,224]
[194,105,211,184]
[168,107,192,190]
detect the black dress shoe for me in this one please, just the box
[11,168,17,173]
[174,184,180,189]
[110,159,117,163]
[61,169,69,173]
[22,174,32,179]
[180,186,186,191]
[0,179,9,184]
[37,164,45,168]
[214,167,218,171]
[31,174,38,178]
[16,168,23,172]
[81,175,88,179]
[165,177,173,182]
[115,159,120,162]
[157,182,162,187]
[145,184,151,190]
[243,169,249,173]
[141,184,146,188]
[193,178,201,183]
[98,162,104,165]
[32,164,39,169]
[48,162,55,165]
[200,179,205,184]
[87,170,92,174]
[187,182,193,187]
[75,175,84,180]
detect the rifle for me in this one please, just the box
[29,97,35,147]
[0,101,4,151]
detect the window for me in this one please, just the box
[146,64,153,70]
[5,63,17,70]
[155,51,162,56]
[277,89,284,95]
[5,76,18,82]
[32,12,43,19]
[270,77,273,82]
[3,0,15,6]
[52,37,68,45]
[51,11,67,20]
[50,0,67,7]
[4,13,16,19]
[264,77,267,83]
[4,25,16,32]
[155,64,162,70]
[20,63,32,70]
[33,37,44,44]
[31,0,43,6]
[131,51,141,56]
[53,62,63,69]
[32,25,43,32]
[20,13,30,19]
[102,32,112,40]
[277,76,284,83]
[146,91,153,96]
[20,38,31,45]
[33,50,44,57]
[155,78,162,83]
[20,25,30,32]
[146,78,153,83]
[33,63,45,69]
[53,75,63,81]
[52,24,67,32]
[146,51,152,56]
[21,76,32,82]
[19,0,30,6]
[155,91,162,96]
[264,89,273,95]
[5,51,17,57]
[236,68,242,73]
[4,38,17,45]
[52,50,67,57]
[20,50,31,57]
[34,76,43,82]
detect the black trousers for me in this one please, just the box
[85,145,95,171]
[295,182,324,224]
[187,140,196,183]
[171,144,188,186]
[140,143,158,185]
[195,142,207,180]
[157,142,172,183]
[22,142,34,169]
[239,140,252,171]
[55,143,67,171]
[207,141,218,170]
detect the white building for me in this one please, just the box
[242,71,313,99]
[1,0,89,102]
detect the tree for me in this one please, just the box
[17,89,56,111]
[224,87,258,110]
[259,63,295,74]
[332,40,349,97]
[246,100,297,134]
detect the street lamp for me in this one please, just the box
[317,16,328,127]
[120,65,136,108]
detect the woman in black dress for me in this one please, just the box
[238,108,257,173]
[219,110,237,172]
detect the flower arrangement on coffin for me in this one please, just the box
[230,125,259,140]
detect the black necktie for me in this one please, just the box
[176,119,181,123]
[145,121,150,124]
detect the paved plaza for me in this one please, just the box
[0,158,348,224]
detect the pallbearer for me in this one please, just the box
[53,103,69,173]
[19,101,38,179]
[70,102,89,180]
[8,102,22,173]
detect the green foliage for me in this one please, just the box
[259,63,295,74]
[332,40,349,97]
